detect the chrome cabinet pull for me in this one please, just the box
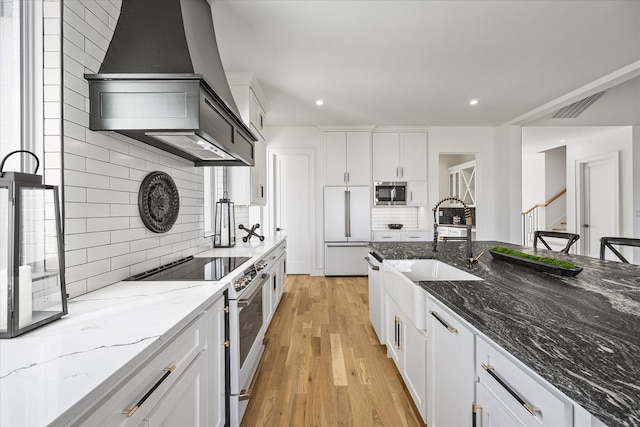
[429,310,458,333]
[363,257,380,270]
[122,365,176,417]
[481,363,541,415]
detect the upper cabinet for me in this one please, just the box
[448,160,475,206]
[373,132,427,182]
[323,131,372,186]
[227,73,269,206]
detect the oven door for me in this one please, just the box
[228,271,270,423]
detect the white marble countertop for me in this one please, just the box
[0,235,286,427]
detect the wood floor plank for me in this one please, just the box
[240,274,424,427]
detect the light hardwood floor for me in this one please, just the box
[240,275,424,427]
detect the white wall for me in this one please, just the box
[62,1,212,297]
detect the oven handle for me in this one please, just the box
[238,273,271,308]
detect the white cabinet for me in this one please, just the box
[323,132,371,186]
[384,280,427,422]
[138,353,208,427]
[263,242,287,326]
[448,160,476,206]
[229,132,267,206]
[228,74,269,206]
[400,230,429,241]
[426,296,475,427]
[475,337,573,427]
[372,132,427,182]
[407,181,427,206]
[76,295,226,427]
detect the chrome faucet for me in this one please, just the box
[432,197,479,268]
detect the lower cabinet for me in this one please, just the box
[426,296,475,427]
[475,336,573,427]
[138,353,208,426]
[385,292,427,422]
[75,294,226,427]
[476,382,529,427]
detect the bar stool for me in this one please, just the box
[533,231,580,254]
[599,237,640,263]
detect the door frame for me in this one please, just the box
[267,147,317,275]
[575,151,619,256]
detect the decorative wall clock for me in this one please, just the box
[138,171,180,233]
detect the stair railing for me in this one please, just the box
[522,189,567,246]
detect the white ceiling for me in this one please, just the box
[211,0,640,128]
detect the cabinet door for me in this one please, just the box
[407,181,427,206]
[427,298,475,427]
[476,382,528,427]
[250,135,267,205]
[400,133,427,181]
[140,353,208,427]
[324,132,348,185]
[250,90,266,139]
[372,133,400,181]
[207,298,226,427]
[401,319,427,421]
[385,296,401,368]
[345,132,372,185]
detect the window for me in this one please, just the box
[0,0,47,174]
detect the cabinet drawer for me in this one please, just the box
[476,337,573,427]
[373,231,402,242]
[401,231,429,241]
[78,315,207,426]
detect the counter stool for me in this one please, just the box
[599,237,640,263]
[533,231,580,254]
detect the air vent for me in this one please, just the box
[550,91,607,118]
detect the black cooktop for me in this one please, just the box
[127,256,251,281]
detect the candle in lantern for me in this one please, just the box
[18,265,33,328]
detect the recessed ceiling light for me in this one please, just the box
[469,99,479,106]
[560,139,566,143]
[315,100,324,106]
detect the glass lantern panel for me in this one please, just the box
[0,187,9,333]
[19,187,63,328]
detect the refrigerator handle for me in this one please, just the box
[345,190,351,237]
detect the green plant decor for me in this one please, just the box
[491,247,579,269]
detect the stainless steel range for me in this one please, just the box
[126,252,276,427]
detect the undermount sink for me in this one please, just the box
[386,259,483,282]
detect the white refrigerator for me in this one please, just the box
[324,186,371,276]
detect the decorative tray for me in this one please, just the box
[489,247,583,277]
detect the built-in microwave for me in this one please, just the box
[374,182,407,206]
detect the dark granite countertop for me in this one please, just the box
[369,240,640,427]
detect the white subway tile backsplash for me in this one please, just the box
[65,231,110,251]
[111,227,146,243]
[83,1,110,26]
[87,242,130,262]
[129,144,159,163]
[44,52,61,68]
[145,244,175,260]
[65,202,110,219]
[130,237,160,253]
[372,207,420,230]
[65,218,87,234]
[85,158,129,178]
[44,118,61,136]
[65,249,88,267]
[63,153,86,171]
[65,169,110,189]
[64,137,110,161]
[111,250,146,270]
[87,267,131,293]
[66,279,87,299]
[87,188,129,204]
[44,1,62,18]
[63,1,85,21]
[87,216,129,232]
[109,204,138,217]
[63,120,86,141]
[64,186,87,203]
[45,85,62,102]
[84,8,112,40]
[44,17,61,35]
[110,151,146,171]
[63,103,89,127]
[109,177,138,192]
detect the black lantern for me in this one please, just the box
[0,151,67,338]
[213,192,235,248]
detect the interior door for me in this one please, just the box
[273,150,311,274]
[578,154,618,258]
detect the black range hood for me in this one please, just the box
[85,0,255,166]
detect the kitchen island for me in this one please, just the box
[371,241,640,427]
[0,236,286,427]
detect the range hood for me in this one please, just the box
[85,0,255,166]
